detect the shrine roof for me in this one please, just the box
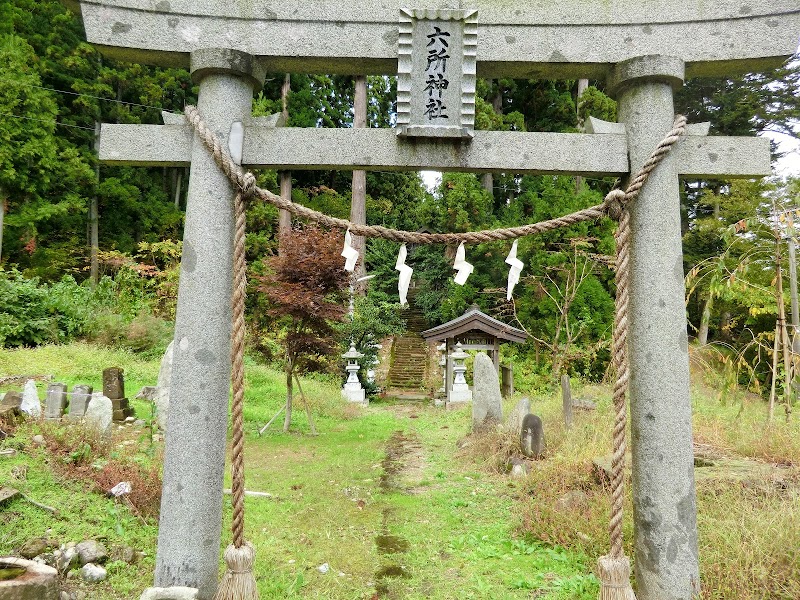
[421,305,528,344]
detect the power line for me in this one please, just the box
[0,112,97,132]
[0,77,182,114]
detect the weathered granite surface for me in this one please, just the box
[471,353,502,431]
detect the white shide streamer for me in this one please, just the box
[505,240,524,300]
[452,241,474,285]
[395,243,413,306]
[341,229,359,272]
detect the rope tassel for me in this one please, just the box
[597,554,636,600]
[215,542,258,600]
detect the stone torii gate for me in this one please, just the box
[63,1,800,599]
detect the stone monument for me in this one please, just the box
[471,352,503,431]
[65,1,799,598]
[68,385,93,420]
[520,413,544,459]
[20,380,40,417]
[102,367,134,422]
[43,383,67,421]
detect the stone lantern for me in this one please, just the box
[341,344,367,405]
[449,342,472,404]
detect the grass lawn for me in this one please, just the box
[1,343,799,599]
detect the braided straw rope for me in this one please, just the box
[183,106,687,597]
[215,172,258,600]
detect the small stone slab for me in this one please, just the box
[154,340,174,431]
[572,398,597,411]
[0,391,22,409]
[0,486,20,505]
[135,386,157,400]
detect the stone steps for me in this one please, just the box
[388,291,429,391]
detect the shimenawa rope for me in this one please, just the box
[214,175,258,600]
[185,104,687,599]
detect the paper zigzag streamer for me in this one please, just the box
[341,229,359,272]
[505,240,524,300]
[395,243,413,306]
[453,242,474,286]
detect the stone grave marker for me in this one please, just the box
[102,367,125,400]
[520,413,544,459]
[64,1,799,597]
[504,397,530,435]
[21,380,41,417]
[44,383,67,421]
[154,340,174,431]
[103,367,134,422]
[68,385,93,420]
[85,394,113,436]
[471,352,503,431]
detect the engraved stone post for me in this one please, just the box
[68,384,93,420]
[609,56,699,600]
[44,383,67,420]
[154,48,265,598]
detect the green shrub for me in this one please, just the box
[0,269,91,346]
[0,268,173,353]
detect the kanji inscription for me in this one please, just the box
[397,9,477,139]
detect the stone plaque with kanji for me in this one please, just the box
[397,9,477,139]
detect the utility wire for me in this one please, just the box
[0,112,97,131]
[0,77,182,114]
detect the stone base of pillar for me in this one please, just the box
[139,586,199,600]
[449,387,472,403]
[342,385,367,405]
[445,400,470,410]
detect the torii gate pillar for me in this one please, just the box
[610,56,699,599]
[154,48,265,598]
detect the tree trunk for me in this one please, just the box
[769,320,780,424]
[787,211,800,354]
[90,122,101,287]
[0,188,6,265]
[173,168,183,210]
[283,359,293,432]
[775,229,793,420]
[294,374,317,436]
[561,374,573,429]
[697,293,713,345]
[481,173,493,194]
[575,79,589,193]
[350,75,368,293]
[278,73,292,244]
